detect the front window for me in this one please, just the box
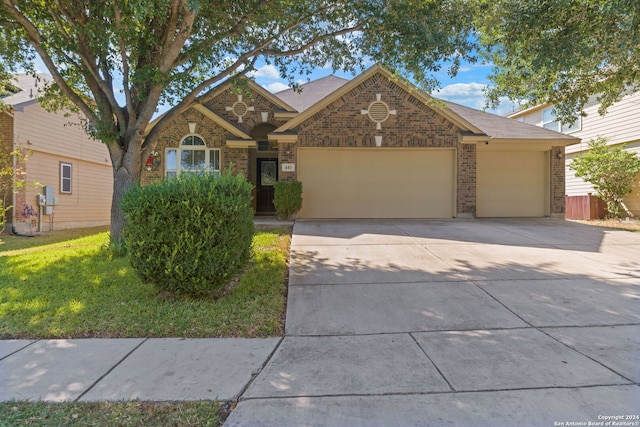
[165,135,220,178]
[542,107,581,134]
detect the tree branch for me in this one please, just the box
[262,24,364,57]
[1,0,98,124]
[113,3,135,123]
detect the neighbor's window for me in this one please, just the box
[165,135,220,178]
[60,162,72,194]
[541,107,581,134]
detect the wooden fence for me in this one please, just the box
[565,194,607,220]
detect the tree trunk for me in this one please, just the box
[109,144,142,243]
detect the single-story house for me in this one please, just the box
[508,90,640,217]
[144,64,579,218]
[1,74,113,233]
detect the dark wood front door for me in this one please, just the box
[256,158,277,214]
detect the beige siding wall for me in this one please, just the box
[566,91,640,153]
[11,103,112,230]
[513,92,640,216]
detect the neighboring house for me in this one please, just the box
[144,64,578,219]
[508,90,640,217]
[0,74,112,233]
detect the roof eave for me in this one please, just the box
[486,137,581,147]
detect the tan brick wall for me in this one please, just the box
[291,73,475,216]
[203,87,288,133]
[278,143,297,182]
[551,146,566,216]
[223,146,249,177]
[458,144,476,215]
[141,109,228,185]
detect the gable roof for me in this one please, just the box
[2,73,52,107]
[202,78,297,113]
[273,64,485,135]
[271,64,579,146]
[145,78,297,136]
[443,100,579,144]
[274,75,350,112]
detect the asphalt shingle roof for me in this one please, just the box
[442,100,579,141]
[274,75,349,112]
[2,73,52,107]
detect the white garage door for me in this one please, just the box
[297,148,455,218]
[477,151,548,217]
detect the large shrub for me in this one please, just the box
[273,180,303,220]
[121,172,255,295]
[569,137,640,218]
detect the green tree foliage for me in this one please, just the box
[569,138,640,218]
[120,172,254,295]
[0,0,477,241]
[475,0,640,123]
[0,67,16,112]
[0,143,30,233]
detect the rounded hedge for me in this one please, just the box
[121,172,255,295]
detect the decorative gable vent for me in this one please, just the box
[361,94,396,130]
[233,101,248,117]
[368,101,390,123]
[226,94,255,123]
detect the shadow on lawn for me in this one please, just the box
[0,229,290,339]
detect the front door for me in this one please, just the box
[256,158,277,214]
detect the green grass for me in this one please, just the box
[0,400,227,426]
[0,226,290,339]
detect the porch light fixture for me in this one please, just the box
[188,121,197,134]
[375,135,383,147]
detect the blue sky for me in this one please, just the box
[32,55,518,116]
[247,60,520,116]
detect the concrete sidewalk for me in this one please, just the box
[1,338,280,402]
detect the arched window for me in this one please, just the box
[165,135,220,178]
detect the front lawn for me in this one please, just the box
[0,400,227,427]
[0,226,290,339]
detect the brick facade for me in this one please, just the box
[143,69,568,218]
[143,86,290,185]
[551,146,566,216]
[292,73,475,216]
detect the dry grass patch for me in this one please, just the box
[569,218,640,232]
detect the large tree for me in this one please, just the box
[475,0,640,122]
[0,0,476,241]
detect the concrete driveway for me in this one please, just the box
[227,218,640,426]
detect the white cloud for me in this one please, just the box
[433,82,520,115]
[264,82,290,93]
[248,64,280,79]
[435,82,487,99]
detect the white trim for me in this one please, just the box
[60,162,72,194]
[165,135,221,177]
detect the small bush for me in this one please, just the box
[121,172,254,295]
[273,180,302,220]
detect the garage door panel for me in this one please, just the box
[477,151,547,217]
[298,148,454,218]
